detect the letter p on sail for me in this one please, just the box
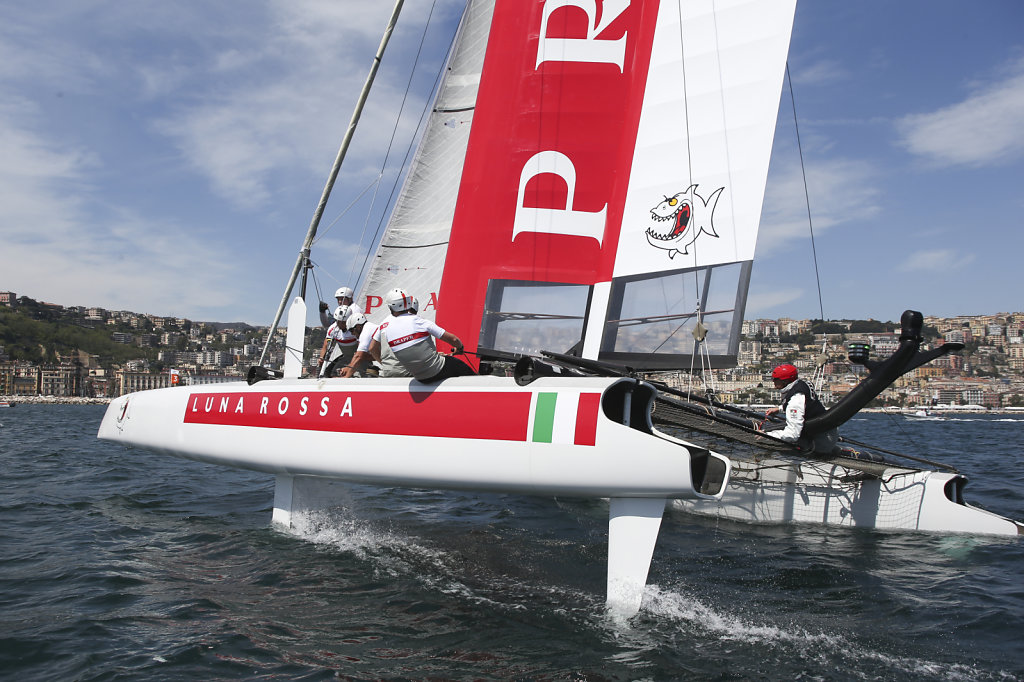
[512,151,607,246]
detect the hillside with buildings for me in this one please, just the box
[659,314,1024,410]
[2,290,1023,407]
[0,292,275,398]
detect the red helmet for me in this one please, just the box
[772,364,798,381]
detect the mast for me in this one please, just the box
[258,0,405,368]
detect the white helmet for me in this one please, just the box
[333,305,350,322]
[348,312,367,328]
[334,286,354,300]
[384,288,417,314]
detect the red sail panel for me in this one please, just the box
[436,0,660,351]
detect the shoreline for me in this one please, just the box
[1,395,111,406]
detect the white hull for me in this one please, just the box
[97,376,728,499]
[905,409,944,420]
[98,374,733,616]
[97,378,1023,540]
[97,374,1020,619]
[673,452,1022,536]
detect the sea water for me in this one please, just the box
[1,405,1021,680]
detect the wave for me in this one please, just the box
[640,584,1011,680]
[282,505,601,618]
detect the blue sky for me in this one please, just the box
[1,1,1022,327]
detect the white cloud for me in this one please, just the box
[135,61,193,100]
[0,93,251,319]
[899,249,976,273]
[0,100,92,181]
[148,1,453,211]
[790,58,846,88]
[308,235,369,286]
[897,56,1024,167]
[3,209,245,318]
[746,287,805,316]
[757,155,881,257]
[0,99,93,249]
[0,0,466,324]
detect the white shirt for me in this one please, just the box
[373,314,445,351]
[325,322,358,348]
[372,313,447,380]
[356,322,377,353]
[777,389,805,442]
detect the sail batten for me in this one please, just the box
[378,241,449,250]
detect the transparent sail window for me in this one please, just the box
[480,280,591,357]
[600,261,751,369]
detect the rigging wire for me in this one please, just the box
[689,0,734,402]
[786,62,833,394]
[311,175,383,246]
[306,258,346,295]
[667,2,734,399]
[353,6,457,291]
[311,269,324,315]
[785,63,825,323]
[672,0,703,399]
[350,0,447,288]
[674,2,703,310]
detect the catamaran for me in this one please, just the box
[98,0,1021,618]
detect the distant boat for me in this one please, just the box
[906,408,943,421]
[0,401,14,408]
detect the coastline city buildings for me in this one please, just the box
[2,290,1023,408]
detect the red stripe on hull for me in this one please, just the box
[574,392,600,446]
[183,391,532,442]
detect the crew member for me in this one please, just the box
[763,363,838,453]
[337,312,376,378]
[317,305,358,378]
[318,286,362,327]
[361,288,474,383]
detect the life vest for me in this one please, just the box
[781,379,826,420]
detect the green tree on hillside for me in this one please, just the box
[0,307,158,366]
[809,320,846,335]
[848,320,895,333]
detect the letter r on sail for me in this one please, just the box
[513,151,607,246]
[536,0,629,71]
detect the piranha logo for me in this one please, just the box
[645,184,724,258]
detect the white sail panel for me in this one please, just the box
[612,0,796,277]
[590,0,795,368]
[358,0,494,322]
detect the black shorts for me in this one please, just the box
[420,356,475,384]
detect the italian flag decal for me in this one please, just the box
[530,392,601,446]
